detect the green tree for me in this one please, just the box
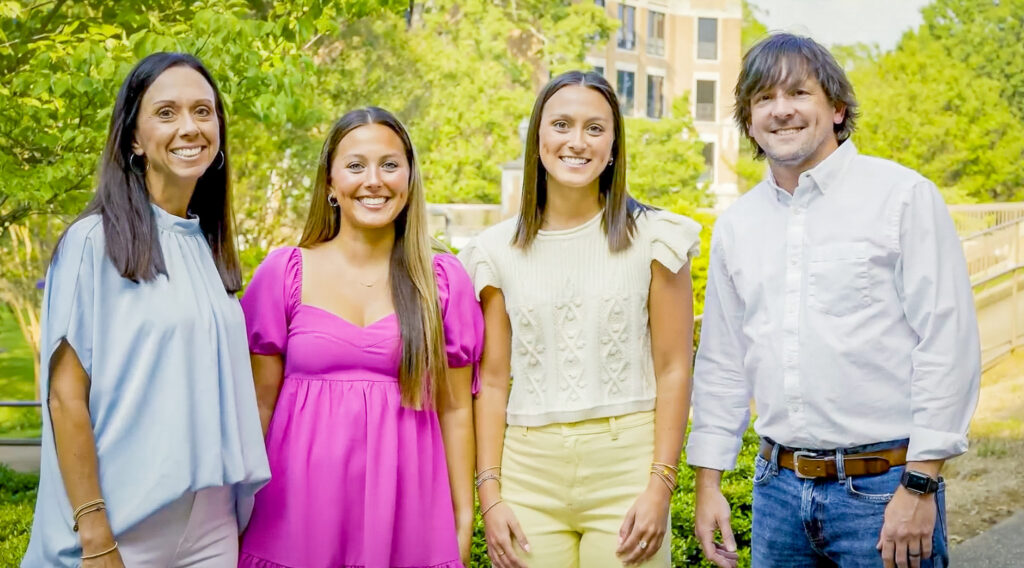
[740,0,768,52]
[921,0,1024,119]
[315,0,616,205]
[626,96,710,211]
[850,32,1024,203]
[0,0,403,236]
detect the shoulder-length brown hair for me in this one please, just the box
[56,52,241,293]
[299,107,446,409]
[513,70,649,252]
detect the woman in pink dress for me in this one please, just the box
[237,107,482,568]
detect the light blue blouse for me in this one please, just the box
[23,204,270,567]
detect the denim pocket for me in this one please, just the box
[753,454,773,486]
[807,242,875,317]
[844,467,902,503]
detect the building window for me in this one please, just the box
[647,11,665,56]
[595,0,605,5]
[647,75,664,118]
[617,5,636,50]
[617,70,635,115]
[699,142,715,183]
[594,65,605,77]
[696,80,716,121]
[698,17,718,60]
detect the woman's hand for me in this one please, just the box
[457,519,472,566]
[483,501,530,568]
[616,479,672,565]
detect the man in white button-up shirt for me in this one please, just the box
[687,33,980,568]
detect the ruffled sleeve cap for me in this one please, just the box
[456,236,501,300]
[643,209,702,273]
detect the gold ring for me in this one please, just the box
[498,550,506,556]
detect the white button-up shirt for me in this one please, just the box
[686,142,981,470]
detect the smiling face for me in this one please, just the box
[132,65,220,197]
[537,84,615,194]
[328,123,411,231]
[747,75,844,178]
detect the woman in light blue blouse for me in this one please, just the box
[23,53,270,567]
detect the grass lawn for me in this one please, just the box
[0,307,41,438]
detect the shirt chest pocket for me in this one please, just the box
[807,242,876,317]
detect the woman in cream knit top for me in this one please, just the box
[461,70,701,568]
[460,207,698,427]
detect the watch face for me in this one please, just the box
[903,470,933,494]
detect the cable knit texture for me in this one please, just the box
[459,208,700,426]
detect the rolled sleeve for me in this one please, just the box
[898,180,981,461]
[686,227,753,471]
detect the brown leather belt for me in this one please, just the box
[759,440,907,479]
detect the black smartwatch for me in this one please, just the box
[900,470,940,495]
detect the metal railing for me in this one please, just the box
[950,203,1024,238]
[0,400,42,446]
[963,217,1024,368]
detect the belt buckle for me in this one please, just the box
[792,451,821,479]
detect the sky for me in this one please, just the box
[747,0,934,51]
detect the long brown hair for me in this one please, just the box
[299,107,446,409]
[513,70,649,252]
[55,52,241,293]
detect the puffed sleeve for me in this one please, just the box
[456,237,501,299]
[646,209,702,273]
[434,253,485,392]
[40,217,103,387]
[240,247,301,356]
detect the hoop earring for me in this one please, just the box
[129,153,147,173]
[214,150,225,170]
[327,194,339,207]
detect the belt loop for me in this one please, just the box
[769,442,781,475]
[835,448,846,482]
[522,426,529,438]
[609,416,619,440]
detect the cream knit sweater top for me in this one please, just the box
[458,208,701,427]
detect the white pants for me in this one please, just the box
[118,486,238,567]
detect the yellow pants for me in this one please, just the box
[501,411,670,568]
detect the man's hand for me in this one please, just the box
[694,469,740,568]
[876,486,937,568]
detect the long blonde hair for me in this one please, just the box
[299,107,447,409]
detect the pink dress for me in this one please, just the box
[237,248,483,568]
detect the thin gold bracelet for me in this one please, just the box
[475,465,501,478]
[475,474,501,488]
[652,461,679,473]
[480,499,504,517]
[81,541,118,560]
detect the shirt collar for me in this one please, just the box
[767,140,859,200]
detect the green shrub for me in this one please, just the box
[470,424,759,567]
[0,465,38,563]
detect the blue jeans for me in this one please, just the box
[751,443,948,567]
